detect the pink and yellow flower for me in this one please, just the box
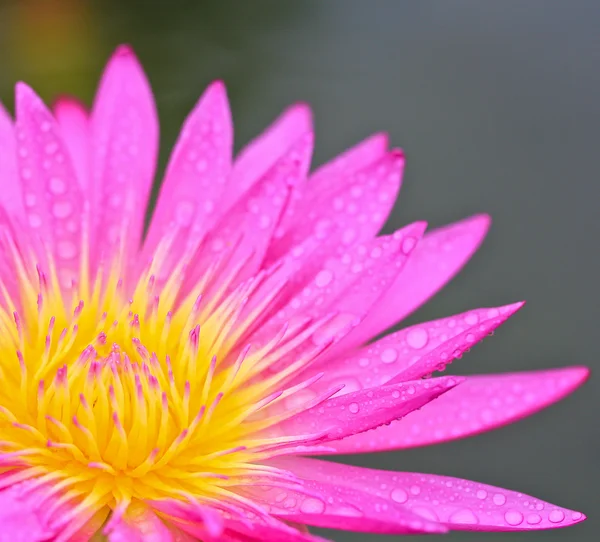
[0,46,587,540]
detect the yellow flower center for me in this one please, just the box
[0,236,310,535]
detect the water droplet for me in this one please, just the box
[259,215,272,229]
[465,312,479,325]
[476,489,488,500]
[49,177,66,195]
[24,193,36,207]
[380,347,397,364]
[407,327,428,349]
[504,510,524,526]
[175,201,195,226]
[548,510,565,523]
[348,402,359,414]
[449,508,479,525]
[315,270,333,288]
[390,488,408,504]
[57,241,77,260]
[274,491,287,503]
[28,214,42,228]
[493,493,507,506]
[52,201,72,219]
[409,485,421,496]
[342,229,356,245]
[526,513,542,525]
[300,497,325,514]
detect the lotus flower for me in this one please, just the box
[0,45,587,541]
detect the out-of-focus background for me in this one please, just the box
[1,0,598,540]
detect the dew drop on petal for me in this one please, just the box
[380,348,397,364]
[300,498,325,514]
[390,488,408,504]
[464,312,479,325]
[315,269,333,288]
[348,402,359,414]
[476,489,488,500]
[28,214,42,228]
[549,510,565,523]
[504,510,524,526]
[52,201,73,219]
[57,241,77,260]
[406,327,428,349]
[24,193,36,207]
[48,177,66,195]
[493,493,507,506]
[526,513,542,525]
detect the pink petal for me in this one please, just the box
[266,149,403,265]
[261,222,426,351]
[308,132,389,193]
[69,508,110,542]
[274,458,586,532]
[239,480,446,535]
[89,45,158,275]
[107,504,173,542]
[53,97,90,190]
[269,375,462,443]
[326,366,589,453]
[182,132,313,297]
[0,102,20,216]
[144,81,233,266]
[273,132,390,239]
[157,499,328,542]
[0,484,56,540]
[303,302,524,396]
[174,517,329,542]
[15,83,85,287]
[228,103,312,206]
[344,214,491,348]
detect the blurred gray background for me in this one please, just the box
[0,0,598,540]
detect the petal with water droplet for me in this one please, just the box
[273,458,586,532]
[325,367,589,453]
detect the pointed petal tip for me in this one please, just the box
[565,365,591,387]
[106,44,144,71]
[470,212,492,231]
[52,94,88,113]
[281,102,314,132]
[14,83,47,118]
[207,79,227,93]
[287,101,313,115]
[389,147,406,161]
[498,300,526,317]
[114,43,136,57]
[14,81,35,101]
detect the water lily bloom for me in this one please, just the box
[0,45,587,541]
